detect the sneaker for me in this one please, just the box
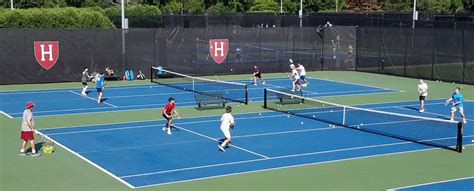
[167,129,172,135]
[450,118,455,122]
[290,89,295,92]
[254,83,257,86]
[262,81,265,84]
[30,152,41,157]
[19,151,26,156]
[463,119,468,124]
[162,127,166,131]
[419,109,424,113]
[81,92,86,96]
[218,145,225,152]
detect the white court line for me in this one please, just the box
[125,137,474,186]
[39,101,452,133]
[386,176,474,191]
[173,124,269,159]
[133,144,473,189]
[307,76,401,92]
[36,130,135,189]
[395,106,474,122]
[69,90,117,108]
[0,110,13,119]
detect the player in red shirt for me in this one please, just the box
[162,97,180,135]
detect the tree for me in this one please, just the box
[162,0,183,13]
[463,0,474,11]
[249,0,279,12]
[183,0,205,13]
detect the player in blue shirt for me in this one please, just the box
[445,87,467,124]
[96,70,105,104]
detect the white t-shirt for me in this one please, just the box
[290,69,300,81]
[418,83,428,96]
[297,65,306,76]
[220,113,234,130]
[21,109,34,132]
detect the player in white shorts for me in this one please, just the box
[218,106,235,152]
[417,79,428,112]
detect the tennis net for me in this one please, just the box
[263,88,463,152]
[151,67,248,104]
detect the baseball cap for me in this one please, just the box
[225,106,232,111]
[25,101,35,109]
[168,97,175,102]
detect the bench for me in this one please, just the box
[276,89,304,104]
[195,93,226,110]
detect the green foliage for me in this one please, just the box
[381,0,411,12]
[184,0,205,13]
[162,0,183,13]
[83,0,101,7]
[463,0,474,11]
[0,7,114,28]
[206,2,230,13]
[249,0,279,13]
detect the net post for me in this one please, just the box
[457,122,463,153]
[150,67,153,83]
[245,85,248,104]
[342,106,346,126]
[263,89,267,108]
[192,78,195,91]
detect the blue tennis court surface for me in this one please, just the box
[0,77,397,118]
[38,99,473,189]
[388,177,474,191]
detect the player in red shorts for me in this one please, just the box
[19,102,40,157]
[162,97,181,135]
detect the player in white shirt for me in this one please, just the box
[417,79,428,112]
[296,63,308,87]
[288,64,301,92]
[218,106,235,152]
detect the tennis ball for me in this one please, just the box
[312,115,316,118]
[287,115,290,118]
[301,122,304,125]
[230,68,233,72]
[259,113,262,115]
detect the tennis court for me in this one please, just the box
[37,98,473,188]
[0,76,396,118]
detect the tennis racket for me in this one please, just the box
[444,99,451,106]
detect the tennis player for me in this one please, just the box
[288,64,301,92]
[252,65,265,85]
[296,63,308,86]
[417,79,428,112]
[446,87,467,124]
[19,102,40,157]
[96,70,105,104]
[218,106,235,152]
[81,67,90,96]
[162,97,181,135]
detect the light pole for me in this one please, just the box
[280,0,283,13]
[299,0,303,27]
[412,0,417,28]
[336,0,338,12]
[10,0,14,10]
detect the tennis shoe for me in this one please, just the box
[218,145,225,152]
[463,119,467,124]
[30,152,41,157]
[81,92,86,96]
[450,118,455,122]
[419,109,424,113]
[162,127,166,131]
[167,129,172,135]
[18,151,26,156]
[254,83,257,86]
[262,81,265,84]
